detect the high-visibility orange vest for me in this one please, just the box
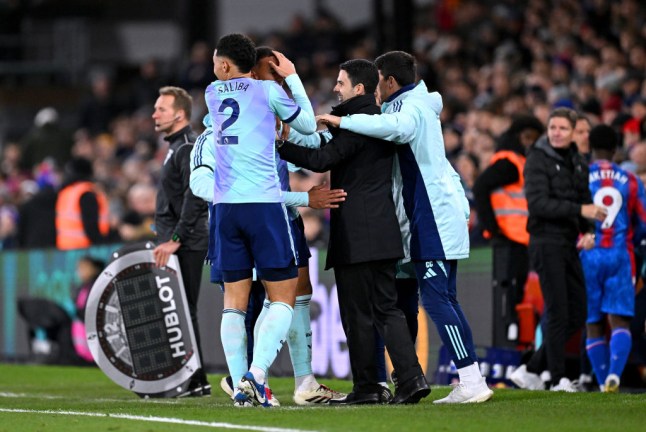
[56,181,109,250]
[487,151,529,246]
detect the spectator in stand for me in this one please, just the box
[178,41,214,94]
[473,115,544,347]
[79,70,121,135]
[621,141,646,176]
[511,108,607,392]
[118,182,156,242]
[0,185,18,250]
[128,58,167,111]
[573,115,592,162]
[455,151,487,246]
[17,162,60,248]
[1,142,29,200]
[623,97,646,149]
[20,107,73,173]
[581,125,646,393]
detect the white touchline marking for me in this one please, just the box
[0,392,179,404]
[0,408,320,432]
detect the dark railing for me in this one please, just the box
[0,19,88,84]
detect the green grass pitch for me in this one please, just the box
[0,363,644,432]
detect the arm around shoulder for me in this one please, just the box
[340,106,417,143]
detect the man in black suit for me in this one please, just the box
[277,59,429,405]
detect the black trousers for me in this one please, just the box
[492,238,529,347]
[334,259,422,393]
[526,241,586,382]
[176,248,208,380]
[375,277,420,382]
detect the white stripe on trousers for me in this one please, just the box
[445,324,468,360]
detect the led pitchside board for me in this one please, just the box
[85,242,200,398]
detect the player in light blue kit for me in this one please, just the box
[581,125,646,393]
[204,33,316,407]
[190,108,345,406]
[318,51,493,404]
[191,113,345,405]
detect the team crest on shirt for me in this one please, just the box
[163,149,174,165]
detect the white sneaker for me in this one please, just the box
[220,376,234,399]
[293,384,346,405]
[550,377,578,392]
[236,372,271,407]
[604,374,620,393]
[510,365,545,390]
[572,374,593,392]
[265,387,281,407]
[433,379,493,404]
[232,390,253,408]
[540,370,551,385]
[225,375,280,406]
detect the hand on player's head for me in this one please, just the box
[268,51,296,78]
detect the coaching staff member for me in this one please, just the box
[511,108,607,392]
[278,59,429,405]
[152,86,210,396]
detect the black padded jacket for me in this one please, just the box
[523,136,593,245]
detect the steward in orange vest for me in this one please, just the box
[485,150,529,245]
[55,158,109,250]
[472,115,544,347]
[473,116,544,245]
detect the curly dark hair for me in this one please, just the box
[215,33,257,73]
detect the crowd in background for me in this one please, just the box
[1,0,646,251]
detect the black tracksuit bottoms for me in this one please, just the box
[526,241,587,383]
[492,238,529,346]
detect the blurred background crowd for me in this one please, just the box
[0,0,645,251]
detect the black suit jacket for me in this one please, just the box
[278,94,403,269]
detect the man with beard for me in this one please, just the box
[278,59,429,405]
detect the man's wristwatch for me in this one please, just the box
[171,233,181,243]
[275,139,286,149]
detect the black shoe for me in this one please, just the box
[390,375,431,405]
[180,377,211,397]
[329,391,380,405]
[379,386,393,403]
[179,380,204,397]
